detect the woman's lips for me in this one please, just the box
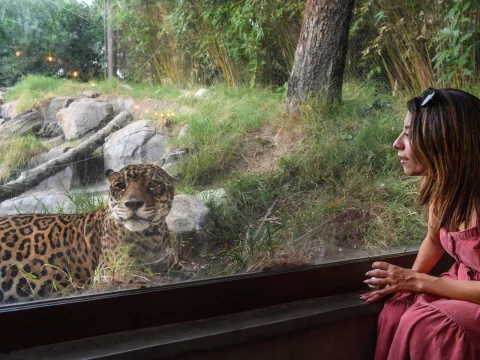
[400,157,408,164]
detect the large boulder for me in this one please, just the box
[45,96,77,123]
[0,110,44,140]
[103,120,169,171]
[27,147,80,191]
[57,98,114,140]
[0,189,75,216]
[37,122,64,138]
[166,194,213,258]
[166,194,212,232]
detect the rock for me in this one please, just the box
[166,194,213,257]
[81,90,101,98]
[177,124,190,139]
[160,148,189,169]
[0,189,75,216]
[0,101,17,120]
[37,122,64,138]
[28,146,70,168]
[45,96,77,123]
[0,110,44,139]
[57,98,114,140]
[194,88,212,100]
[103,119,170,171]
[32,166,80,192]
[166,194,212,232]
[26,147,79,191]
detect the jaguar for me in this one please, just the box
[0,163,179,303]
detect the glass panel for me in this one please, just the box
[1,0,475,305]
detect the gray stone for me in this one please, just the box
[32,166,79,192]
[81,90,101,98]
[28,146,71,168]
[0,190,75,216]
[166,194,212,232]
[0,110,44,139]
[57,98,114,140]
[0,101,17,120]
[45,96,77,123]
[194,88,212,100]
[161,148,189,166]
[103,120,170,171]
[37,122,64,138]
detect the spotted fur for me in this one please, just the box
[0,164,178,303]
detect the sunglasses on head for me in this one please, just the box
[419,88,436,107]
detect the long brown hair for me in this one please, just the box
[407,88,480,231]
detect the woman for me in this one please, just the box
[361,88,480,359]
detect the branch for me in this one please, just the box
[0,111,132,203]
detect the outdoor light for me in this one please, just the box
[15,50,22,57]
[48,56,53,62]
[91,83,96,87]
[73,71,79,77]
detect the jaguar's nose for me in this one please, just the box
[125,200,145,211]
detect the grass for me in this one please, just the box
[3,75,427,277]
[0,133,51,181]
[171,86,284,185]
[5,75,182,114]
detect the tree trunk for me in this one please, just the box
[0,111,132,203]
[285,0,355,113]
[106,0,117,78]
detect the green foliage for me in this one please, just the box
[432,0,475,87]
[6,75,181,113]
[112,0,304,87]
[0,0,104,86]
[0,133,51,181]
[173,86,283,185]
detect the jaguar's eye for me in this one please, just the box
[149,181,162,189]
[115,182,126,191]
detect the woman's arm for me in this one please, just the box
[411,204,445,274]
[363,263,480,305]
[360,204,445,303]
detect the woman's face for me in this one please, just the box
[393,112,427,176]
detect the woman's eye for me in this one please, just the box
[115,183,126,191]
[403,132,409,138]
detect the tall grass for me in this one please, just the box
[199,84,426,271]
[0,133,51,181]
[173,86,284,185]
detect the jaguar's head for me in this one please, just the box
[105,164,180,232]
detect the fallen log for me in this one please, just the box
[0,110,132,203]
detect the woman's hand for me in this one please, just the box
[360,261,422,303]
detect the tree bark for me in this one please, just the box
[285,0,355,113]
[106,0,117,78]
[0,111,132,203]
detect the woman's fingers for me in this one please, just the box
[371,261,392,270]
[364,277,390,286]
[365,269,389,278]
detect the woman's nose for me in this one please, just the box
[393,136,404,150]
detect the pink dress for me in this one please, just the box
[375,221,480,359]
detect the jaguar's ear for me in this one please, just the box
[105,169,116,182]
